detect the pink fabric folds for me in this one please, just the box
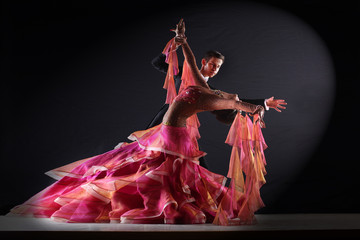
[129,124,205,161]
[213,112,267,225]
[180,60,201,143]
[162,38,179,104]
[9,124,227,224]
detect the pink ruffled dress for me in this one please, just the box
[9,123,227,224]
[8,38,267,225]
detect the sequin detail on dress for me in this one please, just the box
[174,86,202,104]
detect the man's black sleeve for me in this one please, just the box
[240,99,266,108]
[151,53,168,74]
[208,84,266,108]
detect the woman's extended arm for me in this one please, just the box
[199,92,265,127]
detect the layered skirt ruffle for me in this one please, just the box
[9,124,228,224]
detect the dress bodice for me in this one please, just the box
[174,86,202,104]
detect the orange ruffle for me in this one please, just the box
[213,113,267,225]
[162,38,179,104]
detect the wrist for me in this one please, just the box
[264,99,270,111]
[253,105,261,114]
[174,36,187,47]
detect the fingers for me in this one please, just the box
[177,19,185,33]
[274,103,287,112]
[260,120,266,128]
[178,19,185,28]
[269,98,287,104]
[268,98,287,112]
[276,100,287,105]
[171,20,186,38]
[256,115,266,128]
[254,115,266,128]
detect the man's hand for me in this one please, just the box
[266,96,287,112]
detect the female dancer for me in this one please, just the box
[8,20,265,225]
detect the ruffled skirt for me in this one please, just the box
[9,124,228,224]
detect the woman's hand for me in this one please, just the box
[252,106,266,128]
[174,35,187,45]
[171,18,186,37]
[173,19,187,46]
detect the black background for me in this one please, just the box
[1,0,359,215]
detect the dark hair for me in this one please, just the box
[211,109,237,125]
[203,50,225,63]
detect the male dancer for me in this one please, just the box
[148,21,286,167]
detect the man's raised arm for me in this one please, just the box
[151,53,168,74]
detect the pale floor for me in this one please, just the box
[1,213,360,232]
